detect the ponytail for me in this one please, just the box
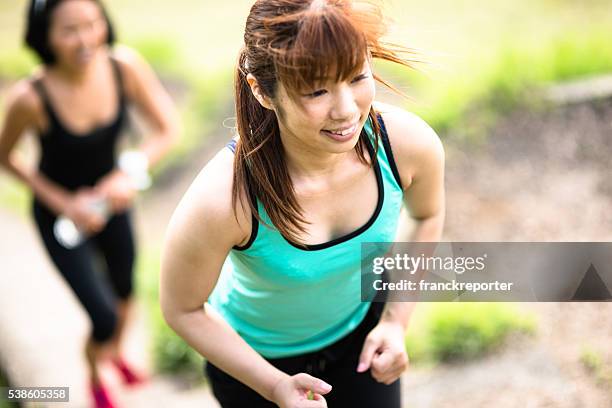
[232,48,310,243]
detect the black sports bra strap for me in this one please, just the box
[31,78,47,103]
[30,77,61,129]
[109,57,126,104]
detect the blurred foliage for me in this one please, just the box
[0,171,30,217]
[129,37,184,78]
[0,368,19,408]
[378,27,612,141]
[0,51,37,79]
[581,346,603,372]
[580,345,612,386]
[405,303,536,364]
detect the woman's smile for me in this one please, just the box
[321,121,360,142]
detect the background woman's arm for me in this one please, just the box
[95,46,180,211]
[113,46,180,167]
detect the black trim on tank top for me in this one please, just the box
[285,131,384,251]
[226,139,260,251]
[31,56,126,138]
[226,129,384,252]
[377,113,403,190]
[232,185,260,251]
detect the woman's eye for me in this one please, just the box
[306,89,327,98]
[351,74,368,83]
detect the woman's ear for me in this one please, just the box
[246,74,274,110]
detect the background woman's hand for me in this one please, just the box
[356,321,409,385]
[95,169,137,213]
[64,189,107,234]
[271,373,332,408]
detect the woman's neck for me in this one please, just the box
[47,50,103,85]
[281,131,355,181]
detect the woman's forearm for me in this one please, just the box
[138,130,177,169]
[381,211,445,329]
[409,212,444,242]
[1,153,70,216]
[164,303,289,402]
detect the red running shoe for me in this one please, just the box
[90,382,117,408]
[112,358,147,386]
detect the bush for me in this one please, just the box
[580,345,612,386]
[0,368,19,408]
[405,303,536,364]
[375,27,612,141]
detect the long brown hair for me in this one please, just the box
[233,0,418,245]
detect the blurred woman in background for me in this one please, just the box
[0,1,179,407]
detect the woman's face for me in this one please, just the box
[48,0,108,68]
[273,59,376,154]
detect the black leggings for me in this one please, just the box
[205,301,401,408]
[32,201,135,343]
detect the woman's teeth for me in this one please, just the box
[325,124,356,136]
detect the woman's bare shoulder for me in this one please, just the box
[4,77,44,116]
[109,45,154,95]
[110,45,143,71]
[165,145,252,250]
[373,101,445,188]
[2,75,46,130]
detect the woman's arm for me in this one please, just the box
[0,81,67,214]
[0,81,105,231]
[95,46,180,211]
[356,104,445,383]
[113,45,180,167]
[379,104,445,329]
[160,150,290,402]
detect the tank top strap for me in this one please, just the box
[226,138,238,153]
[374,112,403,189]
[30,77,62,133]
[109,56,127,107]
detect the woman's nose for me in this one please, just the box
[329,84,359,122]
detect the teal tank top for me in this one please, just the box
[208,114,404,358]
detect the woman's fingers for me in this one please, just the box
[301,392,328,407]
[293,373,333,395]
[357,335,380,372]
[370,349,409,384]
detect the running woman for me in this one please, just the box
[161,1,444,407]
[0,1,179,407]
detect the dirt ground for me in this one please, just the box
[406,96,612,407]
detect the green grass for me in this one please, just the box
[376,25,612,141]
[405,303,536,364]
[0,367,19,408]
[580,346,612,386]
[0,176,30,217]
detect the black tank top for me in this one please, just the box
[31,57,128,193]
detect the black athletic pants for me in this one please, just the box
[205,301,401,407]
[32,201,135,343]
